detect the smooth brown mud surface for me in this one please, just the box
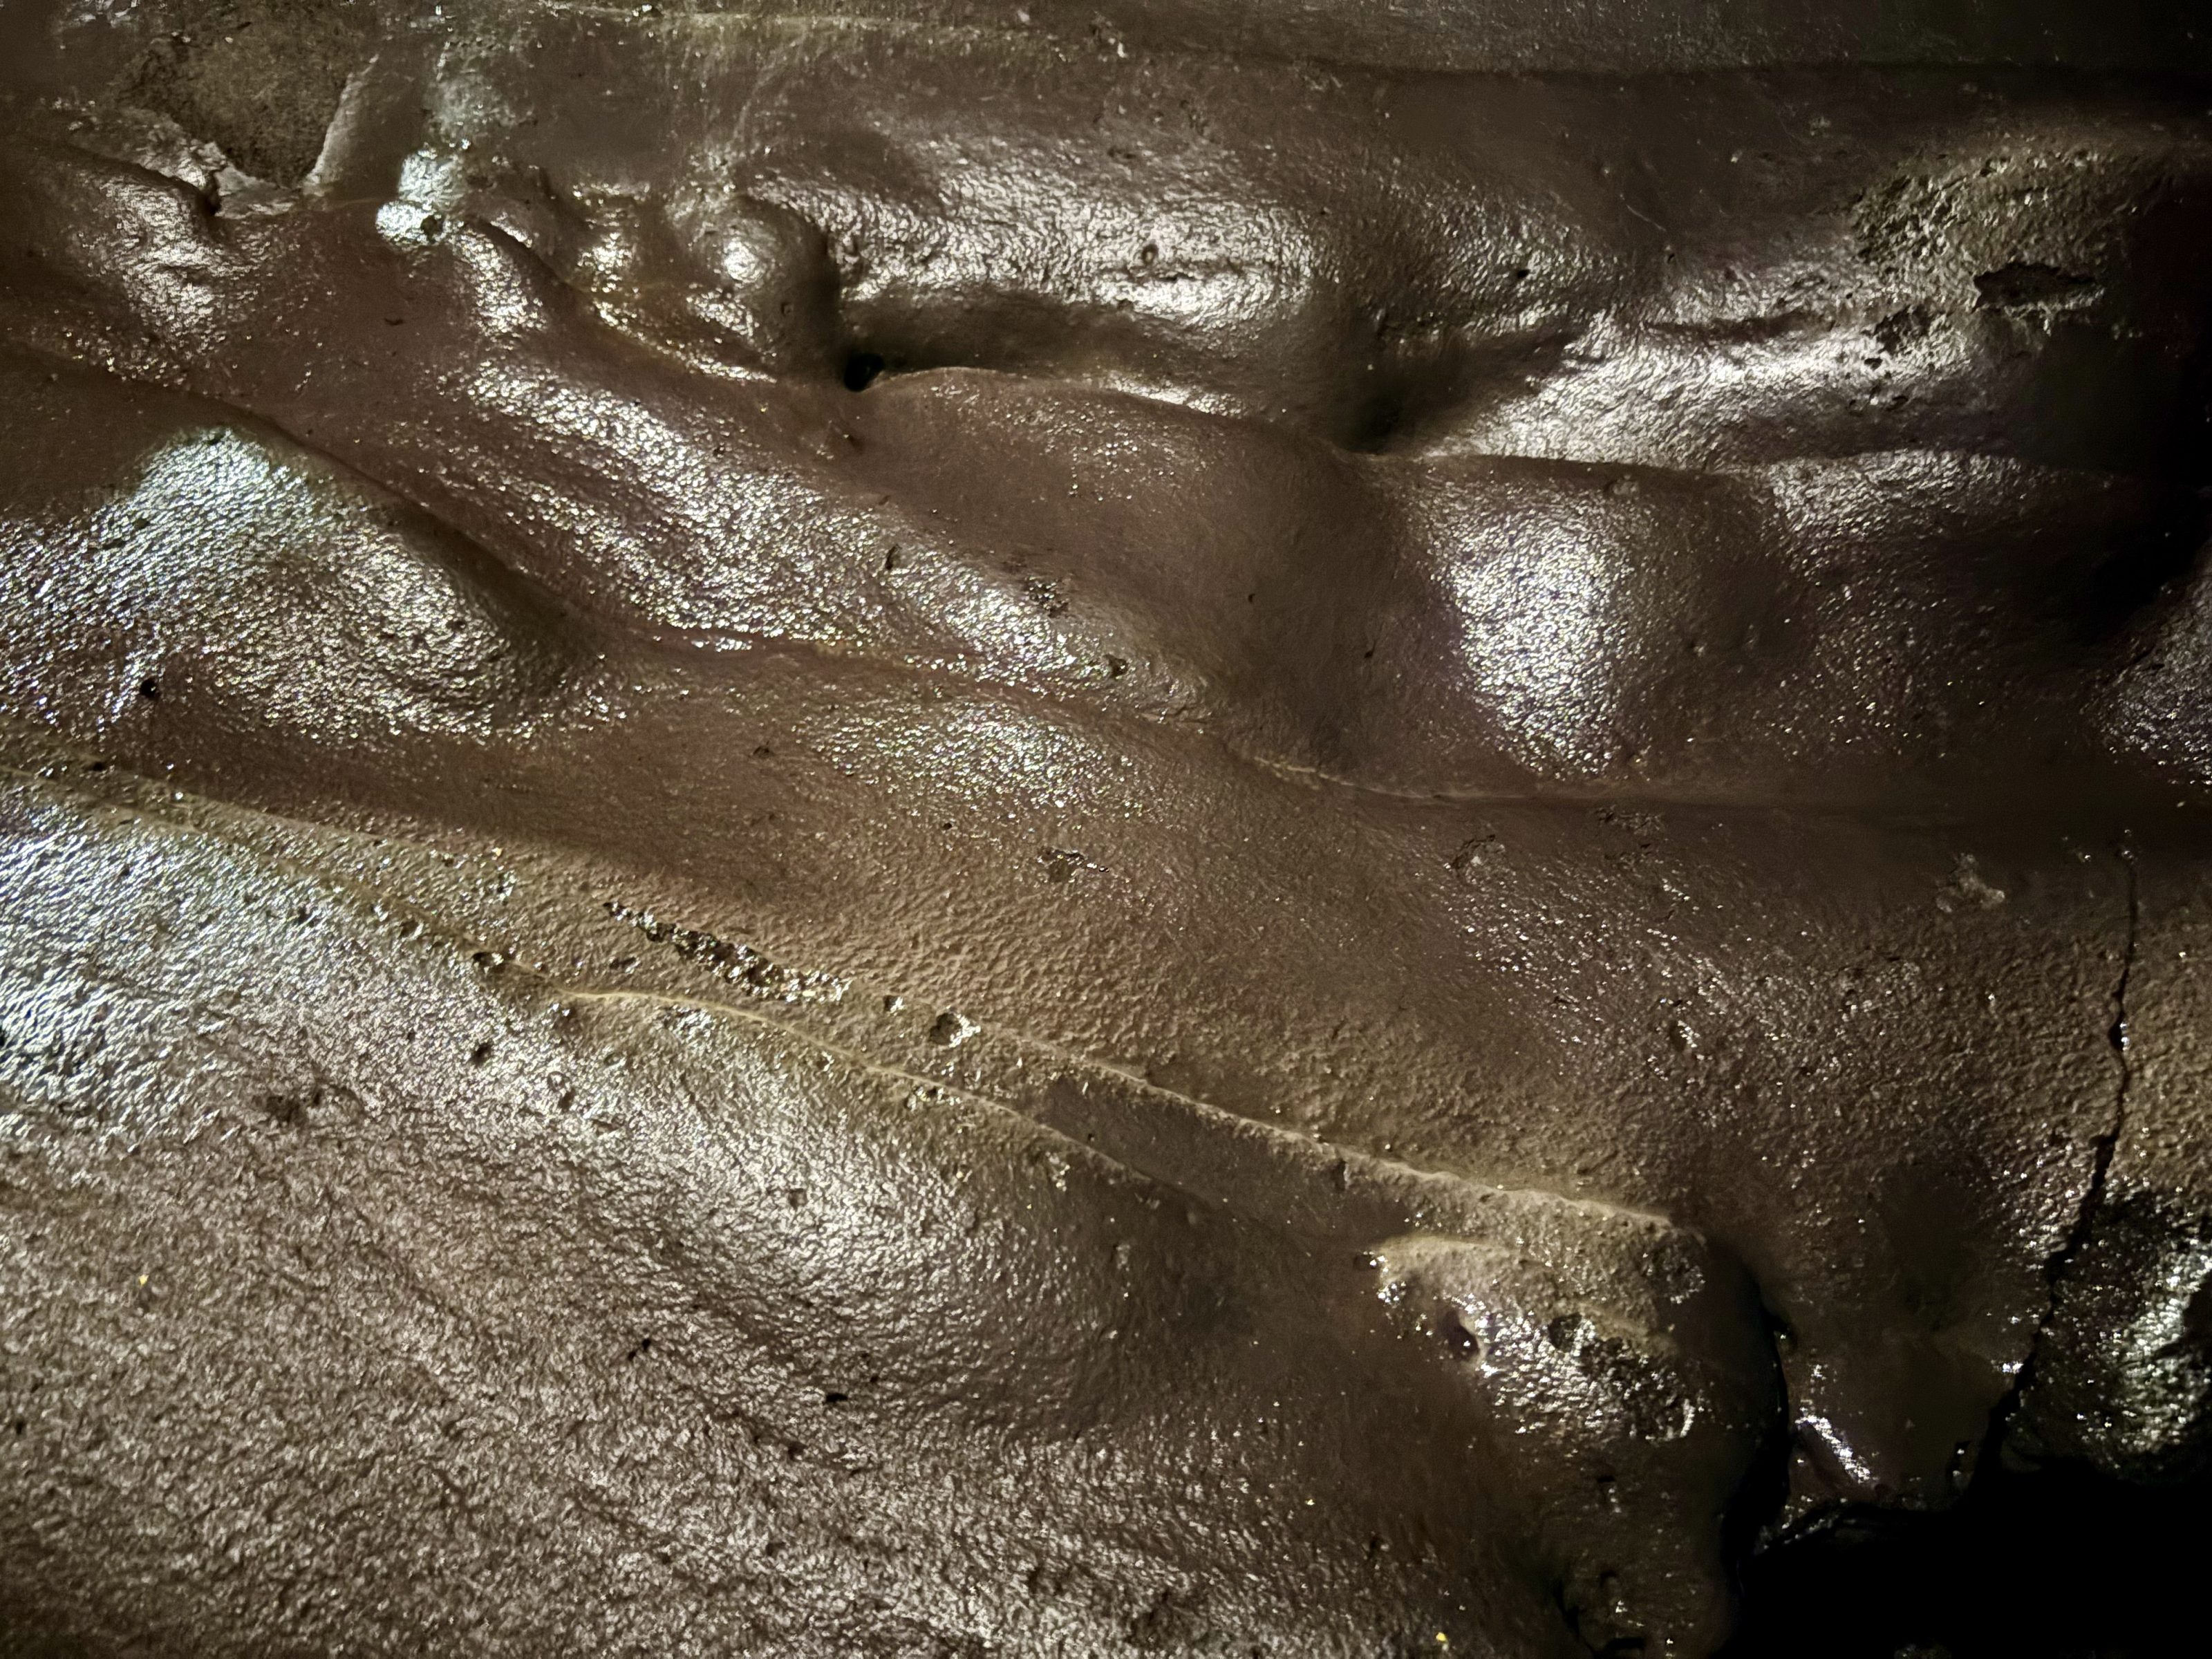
[3,3,2212,1654]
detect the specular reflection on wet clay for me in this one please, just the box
[3,3,2212,1654]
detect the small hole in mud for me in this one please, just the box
[469,1040,494,1066]
[928,1011,976,1047]
[1342,386,1413,453]
[1436,1307,1481,1360]
[842,351,885,391]
[138,678,161,702]
[259,1091,308,1127]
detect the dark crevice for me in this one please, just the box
[841,350,887,391]
[1724,1295,1801,1569]
[1339,383,1416,453]
[1972,261,2101,310]
[2069,495,2210,646]
[2030,835,2139,1365]
[1965,836,2136,1455]
[2072,313,2212,642]
[1336,328,1578,455]
[1723,1459,2212,1657]
[1724,845,2149,1656]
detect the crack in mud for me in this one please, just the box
[1991,837,2139,1450]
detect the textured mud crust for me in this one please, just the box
[2,2,2211,1655]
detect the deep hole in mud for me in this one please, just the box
[841,350,886,391]
[1722,1459,2212,1656]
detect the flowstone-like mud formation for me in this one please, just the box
[3,3,2212,1654]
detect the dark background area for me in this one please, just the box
[1725,1459,2212,1658]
